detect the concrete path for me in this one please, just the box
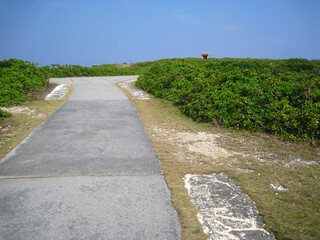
[0,76,181,240]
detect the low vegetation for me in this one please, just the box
[40,61,153,78]
[0,109,11,121]
[136,58,320,141]
[0,59,49,107]
[0,58,153,122]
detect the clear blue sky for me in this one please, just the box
[0,0,319,66]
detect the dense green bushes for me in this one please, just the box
[0,59,48,106]
[136,58,320,141]
[40,64,131,78]
[39,61,153,78]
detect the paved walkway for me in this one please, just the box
[0,76,181,240]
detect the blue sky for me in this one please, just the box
[0,0,319,66]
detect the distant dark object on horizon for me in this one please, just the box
[202,52,209,59]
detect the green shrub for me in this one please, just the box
[0,109,11,122]
[136,58,320,141]
[40,61,154,78]
[0,59,48,106]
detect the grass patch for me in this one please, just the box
[0,83,73,160]
[123,84,319,240]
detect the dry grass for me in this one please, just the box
[123,82,320,240]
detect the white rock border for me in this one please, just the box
[45,84,70,100]
[118,79,150,100]
[184,174,275,240]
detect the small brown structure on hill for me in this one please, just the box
[202,52,209,59]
